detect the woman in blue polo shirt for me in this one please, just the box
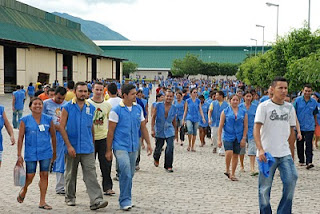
[174,91,185,146]
[16,97,56,210]
[27,82,35,98]
[217,94,248,181]
[182,87,206,152]
[0,105,15,167]
[239,90,258,176]
[198,95,210,147]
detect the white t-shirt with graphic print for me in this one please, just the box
[254,99,296,158]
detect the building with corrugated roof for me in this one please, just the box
[0,0,124,93]
[96,41,266,80]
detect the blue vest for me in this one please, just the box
[239,103,257,140]
[13,90,25,110]
[142,87,150,99]
[63,101,95,154]
[295,96,318,131]
[0,106,4,151]
[211,100,229,127]
[199,102,209,127]
[223,106,247,143]
[27,86,35,96]
[112,103,142,152]
[174,100,185,121]
[155,102,176,138]
[21,114,53,161]
[186,98,200,122]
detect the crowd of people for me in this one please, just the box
[0,76,319,213]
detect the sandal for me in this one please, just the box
[187,147,190,151]
[17,189,25,203]
[39,203,52,210]
[230,176,239,181]
[191,149,196,152]
[250,172,259,176]
[104,189,115,195]
[224,172,230,178]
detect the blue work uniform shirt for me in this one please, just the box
[210,100,229,127]
[112,101,142,152]
[155,102,176,138]
[20,114,53,161]
[63,99,95,154]
[174,100,185,121]
[0,106,4,151]
[199,102,210,127]
[294,96,318,131]
[223,106,247,143]
[13,90,25,110]
[239,103,257,140]
[185,98,201,123]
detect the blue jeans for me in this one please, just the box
[186,120,199,135]
[259,155,298,214]
[153,136,174,169]
[114,150,137,208]
[12,110,23,129]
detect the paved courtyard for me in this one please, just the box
[0,92,319,214]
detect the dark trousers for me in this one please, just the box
[296,131,314,165]
[153,136,174,169]
[95,138,113,191]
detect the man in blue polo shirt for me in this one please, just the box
[12,85,25,129]
[60,82,108,210]
[142,83,150,101]
[106,84,152,211]
[294,84,318,169]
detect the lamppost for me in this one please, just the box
[266,2,279,39]
[256,24,265,54]
[250,38,257,56]
[308,0,311,29]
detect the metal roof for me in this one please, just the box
[94,41,219,47]
[99,45,266,69]
[0,0,111,58]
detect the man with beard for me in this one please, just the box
[59,82,108,210]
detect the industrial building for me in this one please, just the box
[0,0,124,93]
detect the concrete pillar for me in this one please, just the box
[113,60,116,80]
[96,58,101,80]
[87,57,92,81]
[72,55,78,82]
[16,48,26,86]
[0,45,4,94]
[56,53,63,85]
[120,61,123,81]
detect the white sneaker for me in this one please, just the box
[121,205,132,211]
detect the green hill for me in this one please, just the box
[52,12,129,41]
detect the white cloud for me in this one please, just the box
[18,0,320,45]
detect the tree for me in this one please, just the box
[171,53,203,78]
[123,61,138,77]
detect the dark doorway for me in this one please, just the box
[4,46,16,93]
[92,58,97,80]
[37,72,50,84]
[116,60,121,80]
[63,54,73,81]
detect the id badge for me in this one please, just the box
[86,107,90,114]
[39,124,45,132]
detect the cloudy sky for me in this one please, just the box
[19,0,320,46]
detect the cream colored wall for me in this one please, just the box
[16,48,26,87]
[24,47,56,86]
[0,45,4,94]
[96,58,100,80]
[56,53,63,84]
[76,55,87,82]
[99,58,113,79]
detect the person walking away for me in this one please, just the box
[88,82,115,196]
[208,91,229,154]
[64,80,75,101]
[106,84,153,211]
[0,105,15,167]
[59,82,108,210]
[239,90,258,175]
[42,86,67,195]
[12,85,25,129]
[152,90,176,172]
[294,84,318,169]
[254,77,298,214]
[27,82,35,99]
[217,95,247,181]
[16,97,56,210]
